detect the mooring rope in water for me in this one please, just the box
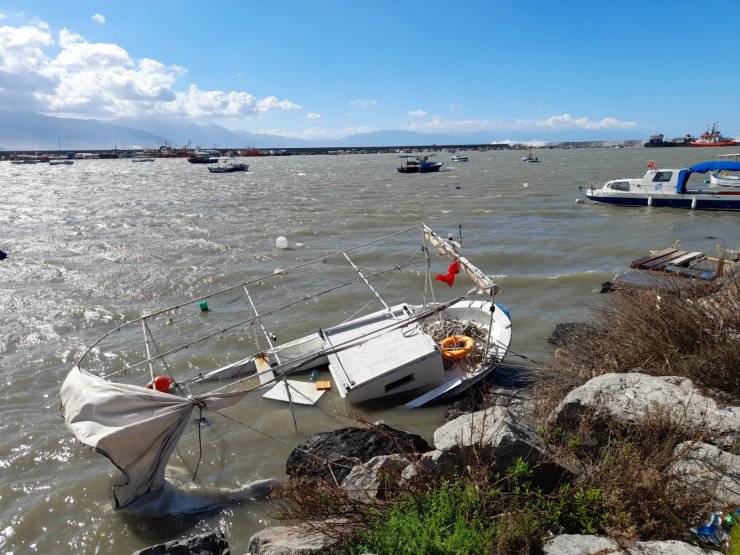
[200,405,355,487]
[504,350,545,368]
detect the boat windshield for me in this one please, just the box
[610,181,631,192]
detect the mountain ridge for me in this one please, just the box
[0,112,642,151]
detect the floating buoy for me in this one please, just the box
[276,236,288,249]
[575,198,584,204]
[523,183,529,188]
[146,375,173,393]
[199,301,209,312]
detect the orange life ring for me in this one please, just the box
[439,335,475,360]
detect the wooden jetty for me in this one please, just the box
[610,244,737,290]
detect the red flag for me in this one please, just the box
[435,260,460,287]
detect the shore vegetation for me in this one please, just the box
[274,272,740,554]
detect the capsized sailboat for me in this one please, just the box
[60,224,512,508]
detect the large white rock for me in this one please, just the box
[548,373,739,448]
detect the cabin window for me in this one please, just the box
[611,181,631,192]
[384,373,414,392]
[652,171,673,182]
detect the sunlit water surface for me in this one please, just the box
[1,148,738,553]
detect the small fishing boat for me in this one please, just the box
[48,159,74,165]
[709,171,740,187]
[187,149,221,163]
[397,155,443,173]
[521,148,539,162]
[451,154,468,162]
[130,157,156,163]
[581,160,740,211]
[207,160,249,173]
[60,224,511,508]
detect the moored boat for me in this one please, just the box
[397,155,443,173]
[643,133,694,147]
[581,160,740,210]
[690,122,738,147]
[188,149,221,163]
[207,160,249,173]
[521,147,539,162]
[451,154,468,162]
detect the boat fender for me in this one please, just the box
[647,196,653,207]
[146,375,173,393]
[691,197,697,210]
[439,335,475,360]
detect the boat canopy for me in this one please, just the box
[674,161,740,193]
[688,161,740,174]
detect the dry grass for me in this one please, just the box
[270,273,740,552]
[537,272,740,416]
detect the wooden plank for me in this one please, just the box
[641,250,688,270]
[630,247,679,269]
[668,251,705,267]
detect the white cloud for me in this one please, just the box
[408,109,427,118]
[306,112,320,120]
[350,99,377,107]
[92,13,105,24]
[0,21,301,121]
[519,113,638,131]
[406,114,638,134]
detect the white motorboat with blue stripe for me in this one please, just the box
[581,161,740,210]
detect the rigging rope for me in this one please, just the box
[202,405,355,486]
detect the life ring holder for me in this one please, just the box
[439,335,475,360]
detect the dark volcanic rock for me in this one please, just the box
[285,425,432,484]
[133,532,229,555]
[547,322,596,347]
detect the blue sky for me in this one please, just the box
[2,0,739,143]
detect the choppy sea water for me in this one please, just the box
[1,147,739,553]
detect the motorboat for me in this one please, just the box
[581,161,740,210]
[521,148,539,162]
[187,149,221,163]
[48,159,74,165]
[59,224,512,508]
[207,160,249,173]
[130,157,156,163]
[451,154,469,162]
[397,155,443,173]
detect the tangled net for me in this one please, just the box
[422,318,489,368]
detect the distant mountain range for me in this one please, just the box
[0,111,641,151]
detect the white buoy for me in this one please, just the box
[575,198,584,204]
[276,236,288,249]
[523,183,529,188]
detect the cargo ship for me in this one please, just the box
[644,133,694,147]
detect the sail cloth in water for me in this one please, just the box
[60,366,249,508]
[422,226,495,293]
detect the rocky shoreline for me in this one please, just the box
[133,365,739,554]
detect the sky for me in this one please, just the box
[1,0,740,143]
